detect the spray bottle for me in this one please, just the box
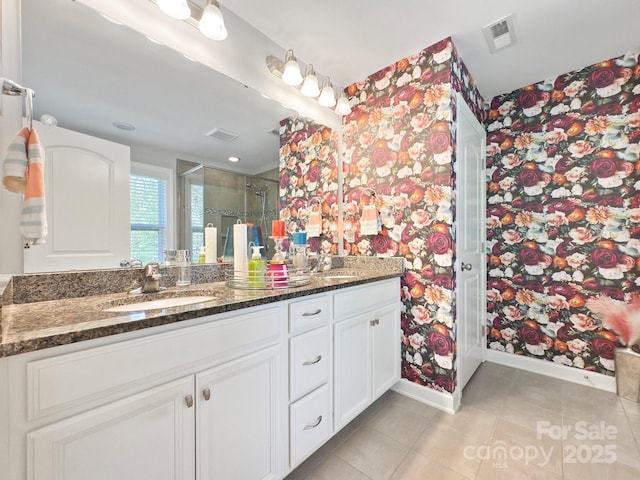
[248,244,265,287]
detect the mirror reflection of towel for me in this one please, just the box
[360,204,380,235]
[2,126,29,194]
[21,128,48,244]
[307,210,322,238]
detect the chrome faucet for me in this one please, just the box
[310,253,331,273]
[140,262,162,293]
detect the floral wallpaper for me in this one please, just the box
[486,50,640,375]
[341,37,484,393]
[279,116,339,254]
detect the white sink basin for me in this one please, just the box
[104,296,216,312]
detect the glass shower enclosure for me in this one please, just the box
[178,160,279,261]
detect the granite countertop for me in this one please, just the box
[0,266,402,358]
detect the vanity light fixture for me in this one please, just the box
[300,65,320,97]
[157,0,191,20]
[198,0,228,41]
[335,94,352,115]
[281,50,303,86]
[266,52,350,115]
[318,78,336,107]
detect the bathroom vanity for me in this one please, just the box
[0,263,401,480]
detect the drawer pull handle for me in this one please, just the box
[302,309,322,317]
[185,395,194,408]
[303,415,323,430]
[203,388,211,401]
[370,318,380,326]
[303,355,322,366]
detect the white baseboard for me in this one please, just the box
[391,379,458,414]
[486,349,616,393]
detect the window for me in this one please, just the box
[130,162,174,264]
[190,182,204,255]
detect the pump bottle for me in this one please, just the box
[248,245,265,287]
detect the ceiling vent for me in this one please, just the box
[205,127,239,142]
[482,14,517,53]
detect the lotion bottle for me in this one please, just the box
[248,245,265,287]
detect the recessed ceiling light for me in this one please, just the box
[112,121,135,131]
[99,13,123,25]
[228,156,240,162]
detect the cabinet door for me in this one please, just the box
[196,346,281,480]
[333,313,371,430]
[27,377,195,480]
[372,304,401,399]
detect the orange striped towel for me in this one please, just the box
[20,128,48,243]
[1,126,29,194]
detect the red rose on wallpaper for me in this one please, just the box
[589,157,618,178]
[519,247,542,266]
[591,337,617,360]
[588,67,616,88]
[371,148,391,168]
[372,234,390,255]
[517,169,541,187]
[520,326,541,345]
[435,376,454,392]
[517,90,538,109]
[427,232,452,255]
[428,131,450,154]
[591,248,621,269]
[427,332,452,355]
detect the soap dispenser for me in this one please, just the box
[248,244,265,287]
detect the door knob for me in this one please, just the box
[461,262,472,271]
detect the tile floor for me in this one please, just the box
[285,362,640,480]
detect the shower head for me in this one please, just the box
[247,182,266,196]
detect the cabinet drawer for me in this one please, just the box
[289,327,329,401]
[26,305,282,421]
[334,279,399,319]
[288,295,329,334]
[289,384,331,468]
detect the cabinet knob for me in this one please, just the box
[302,309,322,317]
[303,355,322,366]
[461,262,472,271]
[370,319,380,326]
[203,388,211,401]
[303,415,323,430]
[185,395,194,408]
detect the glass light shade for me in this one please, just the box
[300,73,320,97]
[281,51,303,86]
[318,83,336,107]
[157,0,191,20]
[199,2,228,40]
[335,95,352,115]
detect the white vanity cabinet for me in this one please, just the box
[333,279,401,430]
[2,276,402,480]
[8,304,284,480]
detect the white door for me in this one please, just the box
[196,346,280,480]
[23,121,130,273]
[334,313,371,430]
[456,93,487,391]
[372,305,401,400]
[27,377,195,480]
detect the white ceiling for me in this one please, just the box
[21,0,640,174]
[224,0,640,100]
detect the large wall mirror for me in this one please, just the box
[20,0,301,272]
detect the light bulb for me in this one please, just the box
[300,66,320,97]
[199,1,228,40]
[318,80,336,107]
[157,0,191,20]
[335,95,352,115]
[281,50,303,86]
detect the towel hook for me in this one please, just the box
[25,88,34,131]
